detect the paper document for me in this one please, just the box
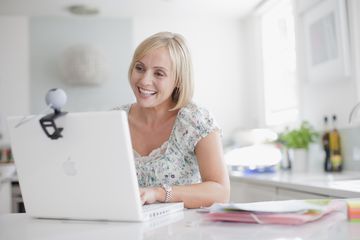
[211,200,327,214]
[206,199,346,225]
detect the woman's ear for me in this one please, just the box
[171,87,180,102]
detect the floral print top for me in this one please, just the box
[113,102,220,187]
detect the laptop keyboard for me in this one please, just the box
[142,203,164,211]
[142,202,184,220]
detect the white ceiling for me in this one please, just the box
[0,0,263,19]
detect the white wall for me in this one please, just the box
[0,16,249,141]
[2,4,359,140]
[241,0,359,130]
[295,0,358,129]
[132,16,246,138]
[348,0,360,102]
[239,16,265,129]
[0,16,29,145]
[29,17,134,113]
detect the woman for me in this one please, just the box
[115,32,230,208]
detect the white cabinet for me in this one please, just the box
[0,164,17,214]
[230,181,277,203]
[276,188,328,200]
[0,181,11,214]
[230,178,332,203]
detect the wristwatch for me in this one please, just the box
[161,184,172,203]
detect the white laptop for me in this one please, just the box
[7,110,183,221]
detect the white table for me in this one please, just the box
[0,209,359,240]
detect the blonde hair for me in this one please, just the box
[128,32,194,110]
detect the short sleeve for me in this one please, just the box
[176,103,220,152]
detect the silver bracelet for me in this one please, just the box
[161,184,172,203]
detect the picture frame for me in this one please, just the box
[302,0,350,83]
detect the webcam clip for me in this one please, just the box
[39,109,68,140]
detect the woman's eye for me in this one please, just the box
[135,65,144,72]
[155,71,165,77]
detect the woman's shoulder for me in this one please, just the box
[179,102,214,123]
[175,102,220,149]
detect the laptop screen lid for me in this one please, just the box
[7,110,146,221]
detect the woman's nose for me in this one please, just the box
[139,71,152,84]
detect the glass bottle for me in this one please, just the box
[322,116,331,172]
[329,115,343,172]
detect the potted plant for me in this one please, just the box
[278,121,319,172]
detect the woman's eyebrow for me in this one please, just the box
[153,66,169,71]
[136,61,169,71]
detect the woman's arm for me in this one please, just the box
[140,131,230,208]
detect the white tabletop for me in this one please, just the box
[0,209,359,240]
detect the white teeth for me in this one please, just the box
[139,87,156,96]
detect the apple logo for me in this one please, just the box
[62,157,77,176]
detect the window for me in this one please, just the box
[260,0,298,126]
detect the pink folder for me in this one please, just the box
[206,199,346,225]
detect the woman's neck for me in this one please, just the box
[131,101,178,127]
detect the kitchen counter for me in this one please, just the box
[230,170,360,201]
[0,208,359,240]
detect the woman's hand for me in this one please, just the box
[139,187,164,205]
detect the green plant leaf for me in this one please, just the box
[278,121,319,149]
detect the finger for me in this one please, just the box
[140,195,146,205]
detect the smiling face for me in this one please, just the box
[130,47,176,109]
